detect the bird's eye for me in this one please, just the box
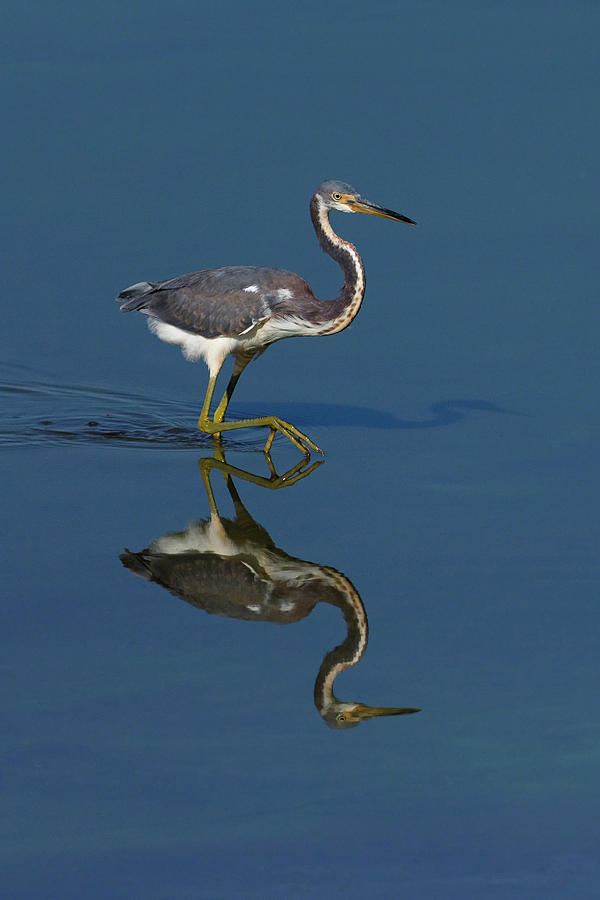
[336,713,345,721]
[332,192,342,201]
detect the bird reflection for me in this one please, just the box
[120,451,419,728]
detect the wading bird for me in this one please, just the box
[117,180,416,455]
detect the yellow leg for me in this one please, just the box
[201,415,321,457]
[197,362,322,457]
[197,372,220,429]
[198,357,323,456]
[212,354,253,424]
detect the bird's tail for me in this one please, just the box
[119,549,153,579]
[116,281,156,312]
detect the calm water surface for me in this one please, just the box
[3,1,599,897]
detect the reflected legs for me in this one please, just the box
[198,445,323,491]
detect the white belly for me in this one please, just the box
[146,312,309,376]
[147,318,239,375]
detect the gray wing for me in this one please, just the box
[117,266,313,339]
[119,548,322,624]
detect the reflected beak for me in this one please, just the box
[354,703,421,719]
[346,196,417,225]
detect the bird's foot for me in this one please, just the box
[198,414,323,458]
[263,418,323,457]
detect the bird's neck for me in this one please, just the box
[313,569,368,716]
[310,196,366,334]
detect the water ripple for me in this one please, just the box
[1,362,520,450]
[0,363,264,451]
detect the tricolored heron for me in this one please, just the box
[117,180,416,455]
[120,452,419,728]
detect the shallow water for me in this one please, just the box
[3,2,600,898]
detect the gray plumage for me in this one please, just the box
[118,266,315,339]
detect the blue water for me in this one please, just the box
[2,2,599,897]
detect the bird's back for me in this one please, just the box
[117,266,314,339]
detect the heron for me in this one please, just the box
[117,180,416,455]
[120,452,420,728]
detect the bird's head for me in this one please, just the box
[322,699,421,730]
[316,180,416,225]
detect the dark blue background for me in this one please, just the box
[2,1,599,897]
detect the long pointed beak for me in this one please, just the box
[349,197,417,225]
[355,703,421,719]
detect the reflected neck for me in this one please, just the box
[313,569,368,716]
